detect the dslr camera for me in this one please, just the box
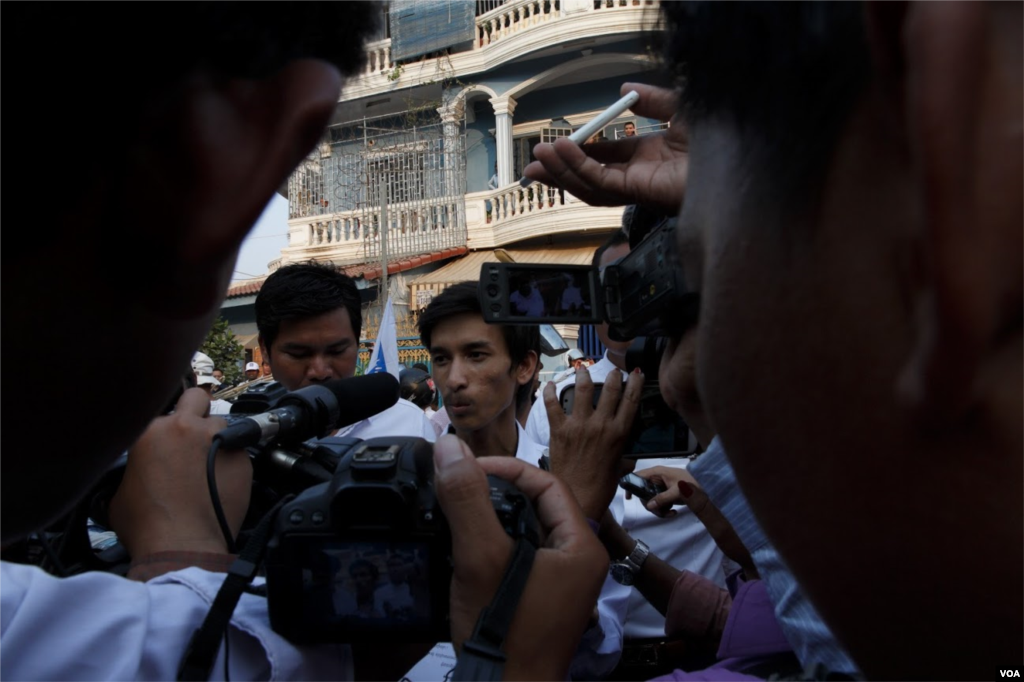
[264,436,540,644]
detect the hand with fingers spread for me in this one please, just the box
[522,82,688,212]
[108,388,253,561]
[545,365,644,521]
[433,435,608,681]
[639,467,757,580]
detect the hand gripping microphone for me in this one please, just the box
[215,373,400,450]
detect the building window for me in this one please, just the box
[513,127,573,177]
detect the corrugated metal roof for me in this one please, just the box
[407,245,599,286]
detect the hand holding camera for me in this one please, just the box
[434,437,610,681]
[108,388,253,561]
[544,366,644,520]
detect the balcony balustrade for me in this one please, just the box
[287,194,466,264]
[284,177,621,269]
[356,0,658,80]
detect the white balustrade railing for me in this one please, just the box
[594,0,657,7]
[299,196,467,261]
[363,38,394,76]
[476,0,559,47]
[356,0,657,80]
[487,180,565,226]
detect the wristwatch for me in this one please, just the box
[609,539,650,586]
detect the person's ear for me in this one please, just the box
[125,60,345,318]
[877,2,1024,427]
[516,350,540,387]
[258,338,271,363]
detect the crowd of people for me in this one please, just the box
[3,2,1020,681]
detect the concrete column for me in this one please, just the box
[437,102,463,199]
[489,95,517,186]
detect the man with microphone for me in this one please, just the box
[254,262,437,442]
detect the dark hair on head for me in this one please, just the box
[256,262,362,352]
[593,229,631,267]
[349,558,379,581]
[400,368,436,410]
[660,2,871,193]
[418,281,539,372]
[10,3,382,238]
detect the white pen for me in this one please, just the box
[519,90,641,187]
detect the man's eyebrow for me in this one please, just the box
[278,342,313,350]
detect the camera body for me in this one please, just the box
[265,436,540,644]
[478,216,698,341]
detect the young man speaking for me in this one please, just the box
[415,281,634,680]
[417,281,544,463]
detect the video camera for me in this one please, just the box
[478,206,699,457]
[477,206,698,342]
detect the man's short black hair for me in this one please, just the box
[418,281,539,372]
[256,262,363,352]
[661,2,871,197]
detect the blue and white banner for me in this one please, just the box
[367,296,401,380]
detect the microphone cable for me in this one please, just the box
[206,436,236,554]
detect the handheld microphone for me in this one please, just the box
[215,373,400,450]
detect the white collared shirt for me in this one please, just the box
[334,398,438,442]
[1,562,352,680]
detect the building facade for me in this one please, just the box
[223,0,665,373]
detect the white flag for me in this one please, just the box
[367,296,401,380]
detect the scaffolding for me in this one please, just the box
[288,100,468,267]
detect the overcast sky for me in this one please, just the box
[231,194,289,283]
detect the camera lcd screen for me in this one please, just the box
[506,267,594,320]
[299,540,435,630]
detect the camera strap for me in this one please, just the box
[451,536,538,681]
[176,495,292,682]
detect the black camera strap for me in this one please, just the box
[177,496,292,682]
[451,536,538,681]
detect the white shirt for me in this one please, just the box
[1,561,352,681]
[509,287,544,316]
[209,398,233,415]
[373,581,414,617]
[561,285,586,312]
[523,351,727,639]
[334,398,437,442]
